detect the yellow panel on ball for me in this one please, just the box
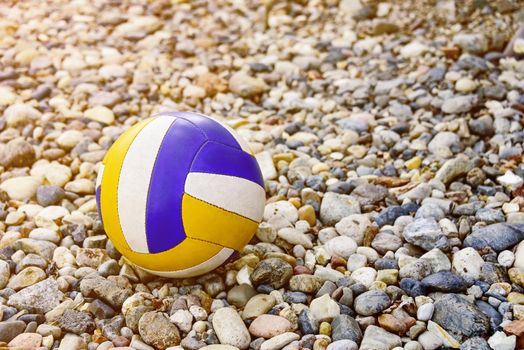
[181,193,259,251]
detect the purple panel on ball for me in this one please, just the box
[96,186,103,226]
[190,141,264,188]
[145,118,207,253]
[158,111,241,150]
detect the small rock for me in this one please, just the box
[354,290,390,316]
[441,95,477,114]
[320,192,361,226]
[36,185,65,206]
[138,311,181,349]
[58,310,96,334]
[79,274,132,308]
[497,171,524,190]
[84,106,115,125]
[434,156,473,184]
[0,138,36,168]
[1,176,41,201]
[427,320,460,348]
[260,332,299,350]
[452,247,485,279]
[403,218,448,251]
[251,258,293,289]
[401,41,428,58]
[331,314,362,343]
[487,331,516,350]
[418,331,443,350]
[432,294,490,341]
[228,72,268,98]
[3,103,41,127]
[309,294,340,322]
[460,337,491,350]
[359,325,401,350]
[324,236,357,259]
[212,307,250,350]
[8,333,42,349]
[417,303,434,321]
[289,275,321,294]
[248,314,292,338]
[242,294,276,320]
[169,309,193,333]
[0,321,26,342]
[464,224,524,252]
[326,339,358,350]
[421,272,468,293]
[58,333,87,350]
[453,33,488,54]
[7,266,46,290]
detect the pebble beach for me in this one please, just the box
[0,0,524,349]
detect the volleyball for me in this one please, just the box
[95,111,265,278]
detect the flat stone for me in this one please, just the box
[418,331,443,350]
[260,332,299,350]
[0,260,11,289]
[256,151,277,180]
[434,156,473,184]
[7,266,46,290]
[8,278,63,313]
[464,224,524,252]
[298,309,319,335]
[421,272,469,293]
[227,284,257,308]
[79,274,132,308]
[420,248,451,273]
[4,103,41,127]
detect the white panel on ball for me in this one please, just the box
[118,116,176,253]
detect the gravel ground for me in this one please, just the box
[0,0,524,349]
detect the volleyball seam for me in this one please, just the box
[184,192,258,224]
